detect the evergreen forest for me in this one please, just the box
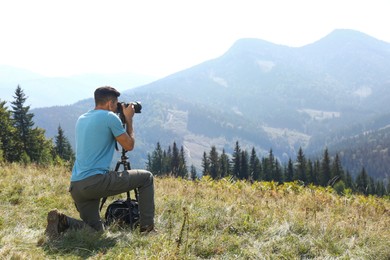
[146,141,390,197]
[0,86,74,166]
[1,86,389,197]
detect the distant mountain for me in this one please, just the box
[0,66,157,108]
[31,29,390,180]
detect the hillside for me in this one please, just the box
[31,29,390,179]
[0,164,389,259]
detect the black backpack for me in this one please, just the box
[100,190,140,229]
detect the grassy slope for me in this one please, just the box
[0,164,389,259]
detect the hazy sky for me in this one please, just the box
[1,0,389,78]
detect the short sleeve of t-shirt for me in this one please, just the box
[107,111,126,137]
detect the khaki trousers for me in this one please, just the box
[68,170,154,231]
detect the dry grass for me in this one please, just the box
[0,163,389,259]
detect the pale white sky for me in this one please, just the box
[1,0,389,78]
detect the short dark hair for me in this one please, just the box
[94,86,120,106]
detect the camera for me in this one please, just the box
[117,101,142,115]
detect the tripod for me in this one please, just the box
[99,147,140,229]
[113,147,139,201]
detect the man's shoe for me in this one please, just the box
[45,209,69,239]
[140,224,156,234]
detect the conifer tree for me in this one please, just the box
[232,141,241,179]
[264,149,275,181]
[294,147,307,183]
[356,167,369,195]
[375,181,386,196]
[163,148,171,175]
[209,146,220,179]
[201,151,210,176]
[0,100,21,161]
[285,158,294,182]
[11,85,34,154]
[11,86,53,164]
[273,158,283,182]
[313,159,321,186]
[306,159,316,184]
[240,150,249,180]
[178,145,188,178]
[190,164,197,180]
[319,148,331,186]
[54,125,74,162]
[219,149,230,178]
[249,147,261,181]
[146,154,153,172]
[150,142,163,175]
[171,142,180,177]
[331,153,344,182]
[262,157,270,181]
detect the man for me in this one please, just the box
[45,86,155,238]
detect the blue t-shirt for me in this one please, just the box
[71,109,126,181]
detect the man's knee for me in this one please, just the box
[143,170,154,185]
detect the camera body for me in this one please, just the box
[117,101,142,114]
[116,102,142,123]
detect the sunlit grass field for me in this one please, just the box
[0,163,389,259]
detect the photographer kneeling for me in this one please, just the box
[45,86,155,238]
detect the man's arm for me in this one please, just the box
[116,104,135,151]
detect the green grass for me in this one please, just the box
[0,163,389,259]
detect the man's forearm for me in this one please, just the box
[126,118,135,144]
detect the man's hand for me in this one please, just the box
[122,103,135,122]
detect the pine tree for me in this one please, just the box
[190,164,197,180]
[11,86,53,164]
[209,146,220,179]
[319,148,331,186]
[54,125,74,162]
[356,167,369,195]
[232,141,241,179]
[262,157,270,181]
[146,153,153,172]
[151,142,163,175]
[178,145,188,178]
[285,158,294,182]
[313,159,321,186]
[0,100,21,162]
[345,171,354,190]
[201,151,210,176]
[331,153,344,182]
[219,149,230,178]
[171,142,180,177]
[163,148,171,175]
[306,159,316,184]
[240,150,249,180]
[375,181,386,196]
[11,86,34,153]
[294,147,307,183]
[264,149,275,181]
[274,158,283,182]
[249,147,261,181]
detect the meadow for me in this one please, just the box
[0,163,389,259]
